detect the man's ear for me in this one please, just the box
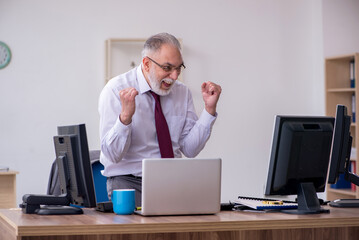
[142,57,150,73]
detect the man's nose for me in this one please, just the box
[169,70,180,80]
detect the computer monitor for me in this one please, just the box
[55,124,97,208]
[265,115,334,214]
[327,105,359,207]
[20,124,97,215]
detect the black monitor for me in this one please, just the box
[20,124,96,215]
[265,115,334,214]
[327,105,359,207]
[56,124,96,208]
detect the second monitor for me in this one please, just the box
[265,115,334,214]
[327,105,359,207]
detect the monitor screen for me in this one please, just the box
[327,105,359,207]
[265,115,334,214]
[55,124,97,208]
[327,105,352,184]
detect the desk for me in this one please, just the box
[1,207,359,240]
[0,171,18,208]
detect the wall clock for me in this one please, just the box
[0,41,11,69]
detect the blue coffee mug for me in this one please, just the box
[111,189,136,215]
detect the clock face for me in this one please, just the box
[0,42,11,69]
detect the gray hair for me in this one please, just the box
[141,33,181,58]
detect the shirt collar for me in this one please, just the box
[137,65,151,94]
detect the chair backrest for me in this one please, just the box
[47,150,108,203]
[91,157,108,203]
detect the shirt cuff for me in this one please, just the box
[114,115,132,133]
[198,109,217,128]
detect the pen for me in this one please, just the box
[262,200,283,205]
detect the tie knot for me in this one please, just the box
[150,91,160,102]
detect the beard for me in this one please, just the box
[148,68,175,96]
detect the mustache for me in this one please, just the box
[161,78,174,85]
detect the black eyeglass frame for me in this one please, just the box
[146,56,186,73]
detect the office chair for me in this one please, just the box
[47,150,109,203]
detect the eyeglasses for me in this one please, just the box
[146,56,186,73]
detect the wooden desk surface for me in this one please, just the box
[1,207,359,240]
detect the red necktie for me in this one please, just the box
[150,91,174,158]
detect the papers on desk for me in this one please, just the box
[235,197,297,210]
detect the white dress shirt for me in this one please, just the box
[98,66,217,177]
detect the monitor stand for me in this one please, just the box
[331,169,359,208]
[35,205,83,215]
[329,199,359,208]
[281,182,330,215]
[20,193,83,215]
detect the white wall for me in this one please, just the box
[322,0,359,57]
[0,0,326,205]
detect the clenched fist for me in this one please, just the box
[201,81,222,116]
[119,87,139,125]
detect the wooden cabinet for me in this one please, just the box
[0,171,18,208]
[325,53,359,200]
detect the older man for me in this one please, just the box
[98,32,222,206]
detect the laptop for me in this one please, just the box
[136,158,222,216]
